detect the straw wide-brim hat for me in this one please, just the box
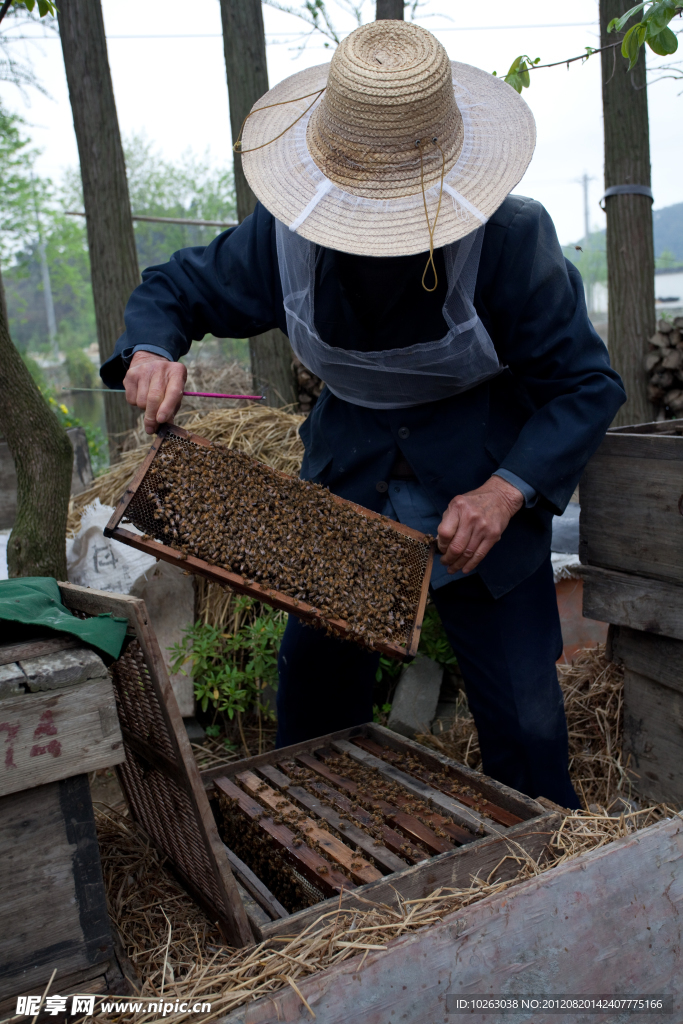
[241,21,535,258]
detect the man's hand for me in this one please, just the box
[437,475,524,575]
[123,351,187,435]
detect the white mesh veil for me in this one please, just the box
[275,218,501,410]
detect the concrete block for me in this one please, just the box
[0,663,26,701]
[19,648,108,692]
[130,560,195,717]
[387,655,442,738]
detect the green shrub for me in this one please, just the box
[169,598,286,725]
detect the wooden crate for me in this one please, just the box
[200,724,556,941]
[103,423,434,662]
[579,417,683,586]
[610,625,683,807]
[219,815,683,1024]
[0,632,127,1010]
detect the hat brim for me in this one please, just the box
[242,61,536,257]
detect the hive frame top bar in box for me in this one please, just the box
[104,422,434,661]
[200,721,552,942]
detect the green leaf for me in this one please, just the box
[608,3,647,33]
[646,24,678,54]
[644,0,679,35]
[504,56,530,93]
[622,22,647,68]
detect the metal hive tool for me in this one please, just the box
[105,423,434,660]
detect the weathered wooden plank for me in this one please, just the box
[333,738,493,837]
[236,770,382,885]
[299,751,454,856]
[0,636,81,667]
[214,775,354,897]
[199,725,362,788]
[611,626,683,695]
[352,735,519,829]
[594,429,683,458]
[0,678,124,797]
[258,763,407,875]
[367,723,542,819]
[224,846,289,921]
[623,668,683,807]
[609,417,683,436]
[0,775,115,1001]
[580,565,683,640]
[579,448,683,583]
[258,812,559,941]
[222,817,683,1023]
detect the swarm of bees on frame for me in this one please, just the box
[124,435,431,649]
[217,794,323,913]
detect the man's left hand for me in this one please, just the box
[437,476,524,575]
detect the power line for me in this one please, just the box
[7,23,600,41]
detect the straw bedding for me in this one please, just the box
[420,645,629,809]
[85,802,675,1024]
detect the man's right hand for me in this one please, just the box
[123,351,187,435]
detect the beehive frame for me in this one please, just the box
[104,423,434,660]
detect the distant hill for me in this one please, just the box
[564,201,683,269]
[653,202,683,263]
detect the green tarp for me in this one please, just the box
[0,577,128,659]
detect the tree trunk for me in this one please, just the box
[58,0,141,457]
[219,0,297,409]
[0,269,72,579]
[376,0,404,18]
[600,0,655,426]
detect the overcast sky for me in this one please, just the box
[2,0,681,246]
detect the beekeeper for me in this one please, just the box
[102,21,625,808]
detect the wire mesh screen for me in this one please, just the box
[111,640,232,924]
[115,427,432,656]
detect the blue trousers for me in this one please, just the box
[276,556,580,809]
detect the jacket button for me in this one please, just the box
[376,481,389,493]
[397,426,410,439]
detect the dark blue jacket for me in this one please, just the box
[102,196,625,597]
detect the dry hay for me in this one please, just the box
[67,405,305,537]
[81,802,677,1024]
[419,644,630,810]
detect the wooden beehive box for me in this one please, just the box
[579,418,683,807]
[56,584,556,947]
[579,417,683,591]
[0,634,127,1011]
[610,625,683,807]
[200,724,557,941]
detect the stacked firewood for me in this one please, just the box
[292,355,324,414]
[646,317,683,415]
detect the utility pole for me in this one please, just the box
[575,172,596,315]
[600,0,655,425]
[37,241,58,360]
[219,0,297,409]
[31,178,59,360]
[580,172,594,244]
[376,0,404,17]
